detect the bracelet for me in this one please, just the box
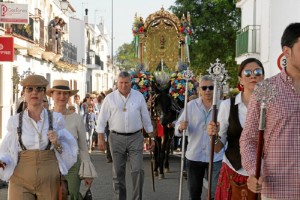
[54,142,63,154]
[214,138,219,145]
[210,135,221,144]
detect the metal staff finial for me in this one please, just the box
[207,58,230,84]
[254,79,277,104]
[183,67,193,81]
[206,58,229,200]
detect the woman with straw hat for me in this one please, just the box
[0,75,78,199]
[47,79,97,199]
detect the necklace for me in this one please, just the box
[28,110,46,140]
[119,93,131,112]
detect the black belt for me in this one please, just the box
[111,130,140,136]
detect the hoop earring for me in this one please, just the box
[238,83,244,92]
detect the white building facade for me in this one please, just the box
[235,0,300,78]
[0,0,114,141]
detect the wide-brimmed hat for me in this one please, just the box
[46,80,79,97]
[21,75,49,87]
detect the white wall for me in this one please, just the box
[237,0,300,78]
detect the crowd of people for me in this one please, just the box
[0,23,299,200]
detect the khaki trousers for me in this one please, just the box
[8,150,60,200]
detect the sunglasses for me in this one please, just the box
[25,87,46,93]
[201,85,214,91]
[243,68,263,77]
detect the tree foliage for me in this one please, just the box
[114,42,138,71]
[170,0,241,87]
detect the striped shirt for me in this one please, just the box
[240,68,300,199]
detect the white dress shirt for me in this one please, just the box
[96,89,153,134]
[175,98,224,162]
[218,93,248,176]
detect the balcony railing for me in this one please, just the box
[236,25,260,57]
[61,41,77,64]
[11,18,34,41]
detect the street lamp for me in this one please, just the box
[88,50,95,58]
[60,0,69,13]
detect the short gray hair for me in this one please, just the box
[200,75,213,83]
[118,71,131,79]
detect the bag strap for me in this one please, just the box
[224,164,247,188]
[17,109,53,151]
[17,111,27,151]
[45,109,53,150]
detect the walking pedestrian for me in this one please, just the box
[240,23,300,199]
[47,80,97,199]
[175,75,223,200]
[96,71,154,200]
[0,75,78,200]
[207,58,265,199]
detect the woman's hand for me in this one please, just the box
[247,175,263,193]
[0,160,6,169]
[207,121,220,136]
[48,130,58,144]
[84,178,93,186]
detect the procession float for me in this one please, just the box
[130,7,198,186]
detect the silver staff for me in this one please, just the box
[253,79,277,200]
[178,68,193,200]
[207,58,229,200]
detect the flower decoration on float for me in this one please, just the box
[132,13,146,57]
[179,12,193,45]
[169,63,198,103]
[130,65,153,100]
[132,13,146,35]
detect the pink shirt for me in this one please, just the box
[240,68,300,199]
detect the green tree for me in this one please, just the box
[170,0,241,87]
[114,42,138,71]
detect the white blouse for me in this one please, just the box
[0,109,78,181]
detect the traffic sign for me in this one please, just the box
[277,53,287,70]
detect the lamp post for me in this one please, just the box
[89,50,95,65]
[60,0,69,13]
[111,0,113,70]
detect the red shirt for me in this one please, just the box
[240,68,300,199]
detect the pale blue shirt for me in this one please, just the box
[175,98,224,162]
[96,89,153,134]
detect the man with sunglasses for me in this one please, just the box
[240,23,300,199]
[175,75,224,200]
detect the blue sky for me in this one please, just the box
[69,0,175,53]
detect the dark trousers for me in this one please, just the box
[186,159,208,200]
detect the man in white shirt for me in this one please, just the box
[96,71,153,200]
[176,75,224,200]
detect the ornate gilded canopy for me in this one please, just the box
[144,7,181,72]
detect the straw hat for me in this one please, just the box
[46,80,79,97]
[20,75,49,87]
